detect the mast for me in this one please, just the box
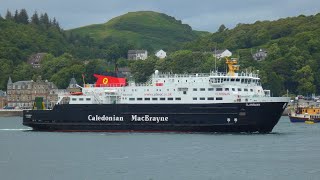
[225,57,240,76]
[214,46,217,72]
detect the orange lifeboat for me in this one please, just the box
[70,92,83,95]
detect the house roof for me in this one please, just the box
[257,49,267,53]
[213,49,227,55]
[7,77,12,84]
[11,80,33,86]
[128,50,147,54]
[155,49,165,53]
[47,82,58,89]
[118,67,131,72]
[0,90,6,96]
[69,77,78,85]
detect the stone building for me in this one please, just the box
[27,53,47,68]
[6,76,58,109]
[253,49,268,61]
[67,77,81,93]
[128,50,148,60]
[0,90,6,108]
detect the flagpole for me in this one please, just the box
[82,74,86,87]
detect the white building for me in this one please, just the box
[128,50,148,60]
[213,49,232,59]
[155,49,167,59]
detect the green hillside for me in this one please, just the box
[180,13,320,95]
[68,11,200,51]
[0,10,69,90]
[1,9,320,95]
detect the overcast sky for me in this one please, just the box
[1,0,320,32]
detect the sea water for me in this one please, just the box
[0,116,319,180]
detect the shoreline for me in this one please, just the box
[0,109,23,117]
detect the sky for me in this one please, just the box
[1,0,320,32]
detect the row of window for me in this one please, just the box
[193,87,254,92]
[193,97,223,100]
[71,98,91,101]
[127,87,256,93]
[210,78,261,85]
[129,97,182,101]
[127,97,223,101]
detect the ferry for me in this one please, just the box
[23,57,290,133]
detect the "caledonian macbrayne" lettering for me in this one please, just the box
[88,115,169,123]
[88,115,124,121]
[131,115,168,123]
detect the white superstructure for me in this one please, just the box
[59,58,288,105]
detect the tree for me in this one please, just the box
[31,11,40,25]
[5,10,13,20]
[52,17,60,29]
[12,63,34,82]
[105,44,122,61]
[40,13,49,27]
[0,59,13,90]
[267,43,281,60]
[50,64,85,88]
[218,24,227,33]
[117,57,128,67]
[295,65,316,95]
[13,10,19,22]
[18,9,29,24]
[84,59,109,83]
[266,72,284,96]
[130,59,157,83]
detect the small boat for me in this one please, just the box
[289,104,320,123]
[305,120,315,124]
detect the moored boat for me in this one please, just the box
[289,105,320,123]
[23,57,290,133]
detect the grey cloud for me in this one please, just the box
[1,0,319,31]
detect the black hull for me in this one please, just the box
[23,102,287,133]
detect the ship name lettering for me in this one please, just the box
[131,115,169,123]
[246,103,260,106]
[88,115,124,122]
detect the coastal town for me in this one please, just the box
[0,48,233,110]
[0,47,269,110]
[0,48,319,119]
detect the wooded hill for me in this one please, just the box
[68,11,205,52]
[181,13,320,96]
[0,9,319,96]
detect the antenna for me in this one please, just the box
[214,46,217,72]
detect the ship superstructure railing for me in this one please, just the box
[154,71,259,79]
[210,72,259,78]
[155,73,211,78]
[84,84,125,88]
[83,82,154,88]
